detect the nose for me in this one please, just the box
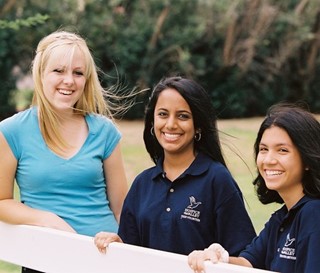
[262,151,277,165]
[63,71,74,85]
[166,115,177,129]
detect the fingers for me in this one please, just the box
[94,232,123,254]
[188,250,208,273]
[188,245,228,273]
[207,243,229,263]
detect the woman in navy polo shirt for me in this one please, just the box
[95,76,256,256]
[188,103,320,273]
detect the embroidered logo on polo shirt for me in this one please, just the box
[279,233,296,260]
[180,196,202,222]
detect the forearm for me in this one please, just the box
[0,199,43,225]
[229,257,253,267]
[0,199,75,232]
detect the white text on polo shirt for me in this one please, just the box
[279,233,296,260]
[181,196,202,222]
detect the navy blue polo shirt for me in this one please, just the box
[118,152,256,255]
[240,196,320,273]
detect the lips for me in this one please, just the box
[58,89,73,95]
[265,170,284,176]
[163,132,181,141]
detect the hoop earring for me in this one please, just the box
[194,132,201,142]
[150,126,155,136]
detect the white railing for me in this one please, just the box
[0,221,274,273]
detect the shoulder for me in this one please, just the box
[286,198,320,236]
[132,166,157,184]
[191,154,243,199]
[192,152,232,177]
[124,166,157,200]
[299,199,320,218]
[86,114,120,135]
[201,158,238,187]
[86,113,116,127]
[0,108,35,133]
[128,166,160,189]
[0,108,33,125]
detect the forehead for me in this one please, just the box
[46,45,86,69]
[261,126,293,145]
[156,88,190,109]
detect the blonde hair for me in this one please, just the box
[31,30,114,154]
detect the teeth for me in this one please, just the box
[164,133,180,140]
[58,89,73,95]
[265,170,283,176]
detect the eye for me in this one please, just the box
[53,68,63,73]
[279,148,289,153]
[157,111,168,117]
[74,70,84,76]
[259,146,268,152]
[178,113,191,120]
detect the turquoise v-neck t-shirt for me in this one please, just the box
[0,107,121,236]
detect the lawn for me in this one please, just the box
[0,118,282,271]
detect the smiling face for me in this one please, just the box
[154,88,196,158]
[257,125,304,205]
[42,45,86,113]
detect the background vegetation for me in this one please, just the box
[1,0,320,120]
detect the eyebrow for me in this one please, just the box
[259,142,292,147]
[156,107,191,113]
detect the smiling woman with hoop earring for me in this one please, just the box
[94,76,256,257]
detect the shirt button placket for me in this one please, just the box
[166,188,174,212]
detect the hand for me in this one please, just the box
[94,232,123,254]
[188,243,229,273]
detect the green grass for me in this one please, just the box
[0,262,20,273]
[0,118,282,271]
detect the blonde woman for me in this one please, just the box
[0,31,128,273]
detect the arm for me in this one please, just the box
[188,243,252,272]
[0,133,75,232]
[103,143,128,223]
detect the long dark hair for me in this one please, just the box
[143,76,226,166]
[253,103,320,204]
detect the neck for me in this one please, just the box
[163,150,196,181]
[281,189,305,210]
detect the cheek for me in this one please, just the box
[76,78,86,91]
[256,155,264,170]
[42,74,58,88]
[41,77,54,97]
[290,162,304,180]
[153,117,163,129]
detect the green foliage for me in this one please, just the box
[1,0,320,119]
[0,9,48,119]
[0,29,17,120]
[0,13,49,30]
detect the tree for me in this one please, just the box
[0,1,48,119]
[1,0,319,119]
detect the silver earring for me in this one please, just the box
[150,126,155,136]
[194,132,201,142]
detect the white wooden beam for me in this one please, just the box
[0,221,273,273]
